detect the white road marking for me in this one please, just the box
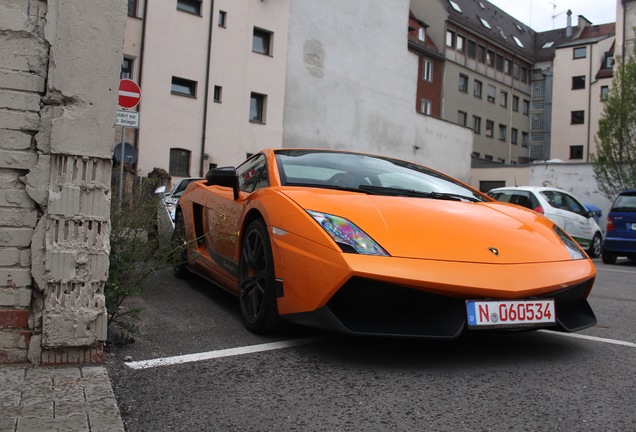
[539,329,636,348]
[125,337,328,370]
[126,330,635,370]
[595,267,636,274]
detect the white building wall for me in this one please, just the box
[550,36,615,162]
[283,0,472,181]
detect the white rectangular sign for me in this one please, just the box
[116,110,140,128]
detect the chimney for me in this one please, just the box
[566,10,572,37]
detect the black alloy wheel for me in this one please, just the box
[588,233,602,258]
[238,219,283,334]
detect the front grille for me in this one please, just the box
[325,277,465,338]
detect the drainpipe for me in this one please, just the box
[135,0,148,159]
[586,43,593,162]
[199,0,215,177]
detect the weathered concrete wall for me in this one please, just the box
[0,0,126,364]
[283,0,473,181]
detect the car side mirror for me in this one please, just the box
[587,210,595,219]
[205,166,239,200]
[154,185,166,196]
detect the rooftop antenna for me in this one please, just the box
[550,0,567,29]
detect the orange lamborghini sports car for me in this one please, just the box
[173,149,597,338]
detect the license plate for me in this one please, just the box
[466,299,556,329]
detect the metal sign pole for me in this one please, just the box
[119,126,127,210]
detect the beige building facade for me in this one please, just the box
[123,0,473,184]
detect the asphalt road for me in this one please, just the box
[105,258,636,432]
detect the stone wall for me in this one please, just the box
[0,0,126,365]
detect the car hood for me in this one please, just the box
[280,188,574,264]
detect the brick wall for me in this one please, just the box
[0,0,126,364]
[0,1,47,363]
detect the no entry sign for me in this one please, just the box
[118,79,141,109]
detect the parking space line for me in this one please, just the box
[125,337,329,370]
[539,329,636,348]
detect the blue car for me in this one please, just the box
[602,190,636,264]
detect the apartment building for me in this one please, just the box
[121,0,474,184]
[408,12,444,118]
[412,0,536,166]
[530,16,615,162]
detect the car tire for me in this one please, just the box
[171,212,190,278]
[587,233,602,258]
[602,251,617,264]
[238,219,284,334]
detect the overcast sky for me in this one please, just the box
[488,0,617,32]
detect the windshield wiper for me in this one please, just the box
[358,185,480,202]
[285,182,374,194]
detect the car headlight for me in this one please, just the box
[307,210,389,256]
[553,225,587,260]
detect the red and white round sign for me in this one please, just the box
[118,79,141,109]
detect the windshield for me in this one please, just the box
[274,150,486,202]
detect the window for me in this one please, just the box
[171,76,197,97]
[467,40,476,58]
[474,80,482,98]
[456,35,465,52]
[420,98,432,115]
[570,145,584,160]
[487,84,496,103]
[458,110,467,127]
[513,63,520,79]
[486,120,494,137]
[496,54,504,72]
[513,36,524,48]
[473,116,481,134]
[511,128,518,145]
[486,49,495,66]
[127,0,138,17]
[571,110,585,124]
[522,132,529,147]
[520,67,528,83]
[422,59,433,82]
[512,95,519,112]
[213,85,222,103]
[169,148,191,177]
[572,76,586,90]
[449,0,463,13]
[601,85,609,101]
[500,90,507,107]
[121,57,133,79]
[418,26,426,42]
[177,0,201,15]
[531,113,544,130]
[479,17,491,29]
[504,59,511,74]
[499,124,507,141]
[237,154,269,193]
[250,92,267,123]
[218,10,227,27]
[532,81,545,98]
[522,99,530,115]
[458,74,468,92]
[477,45,486,63]
[253,27,272,55]
[605,54,614,69]
[573,46,587,59]
[446,30,455,48]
